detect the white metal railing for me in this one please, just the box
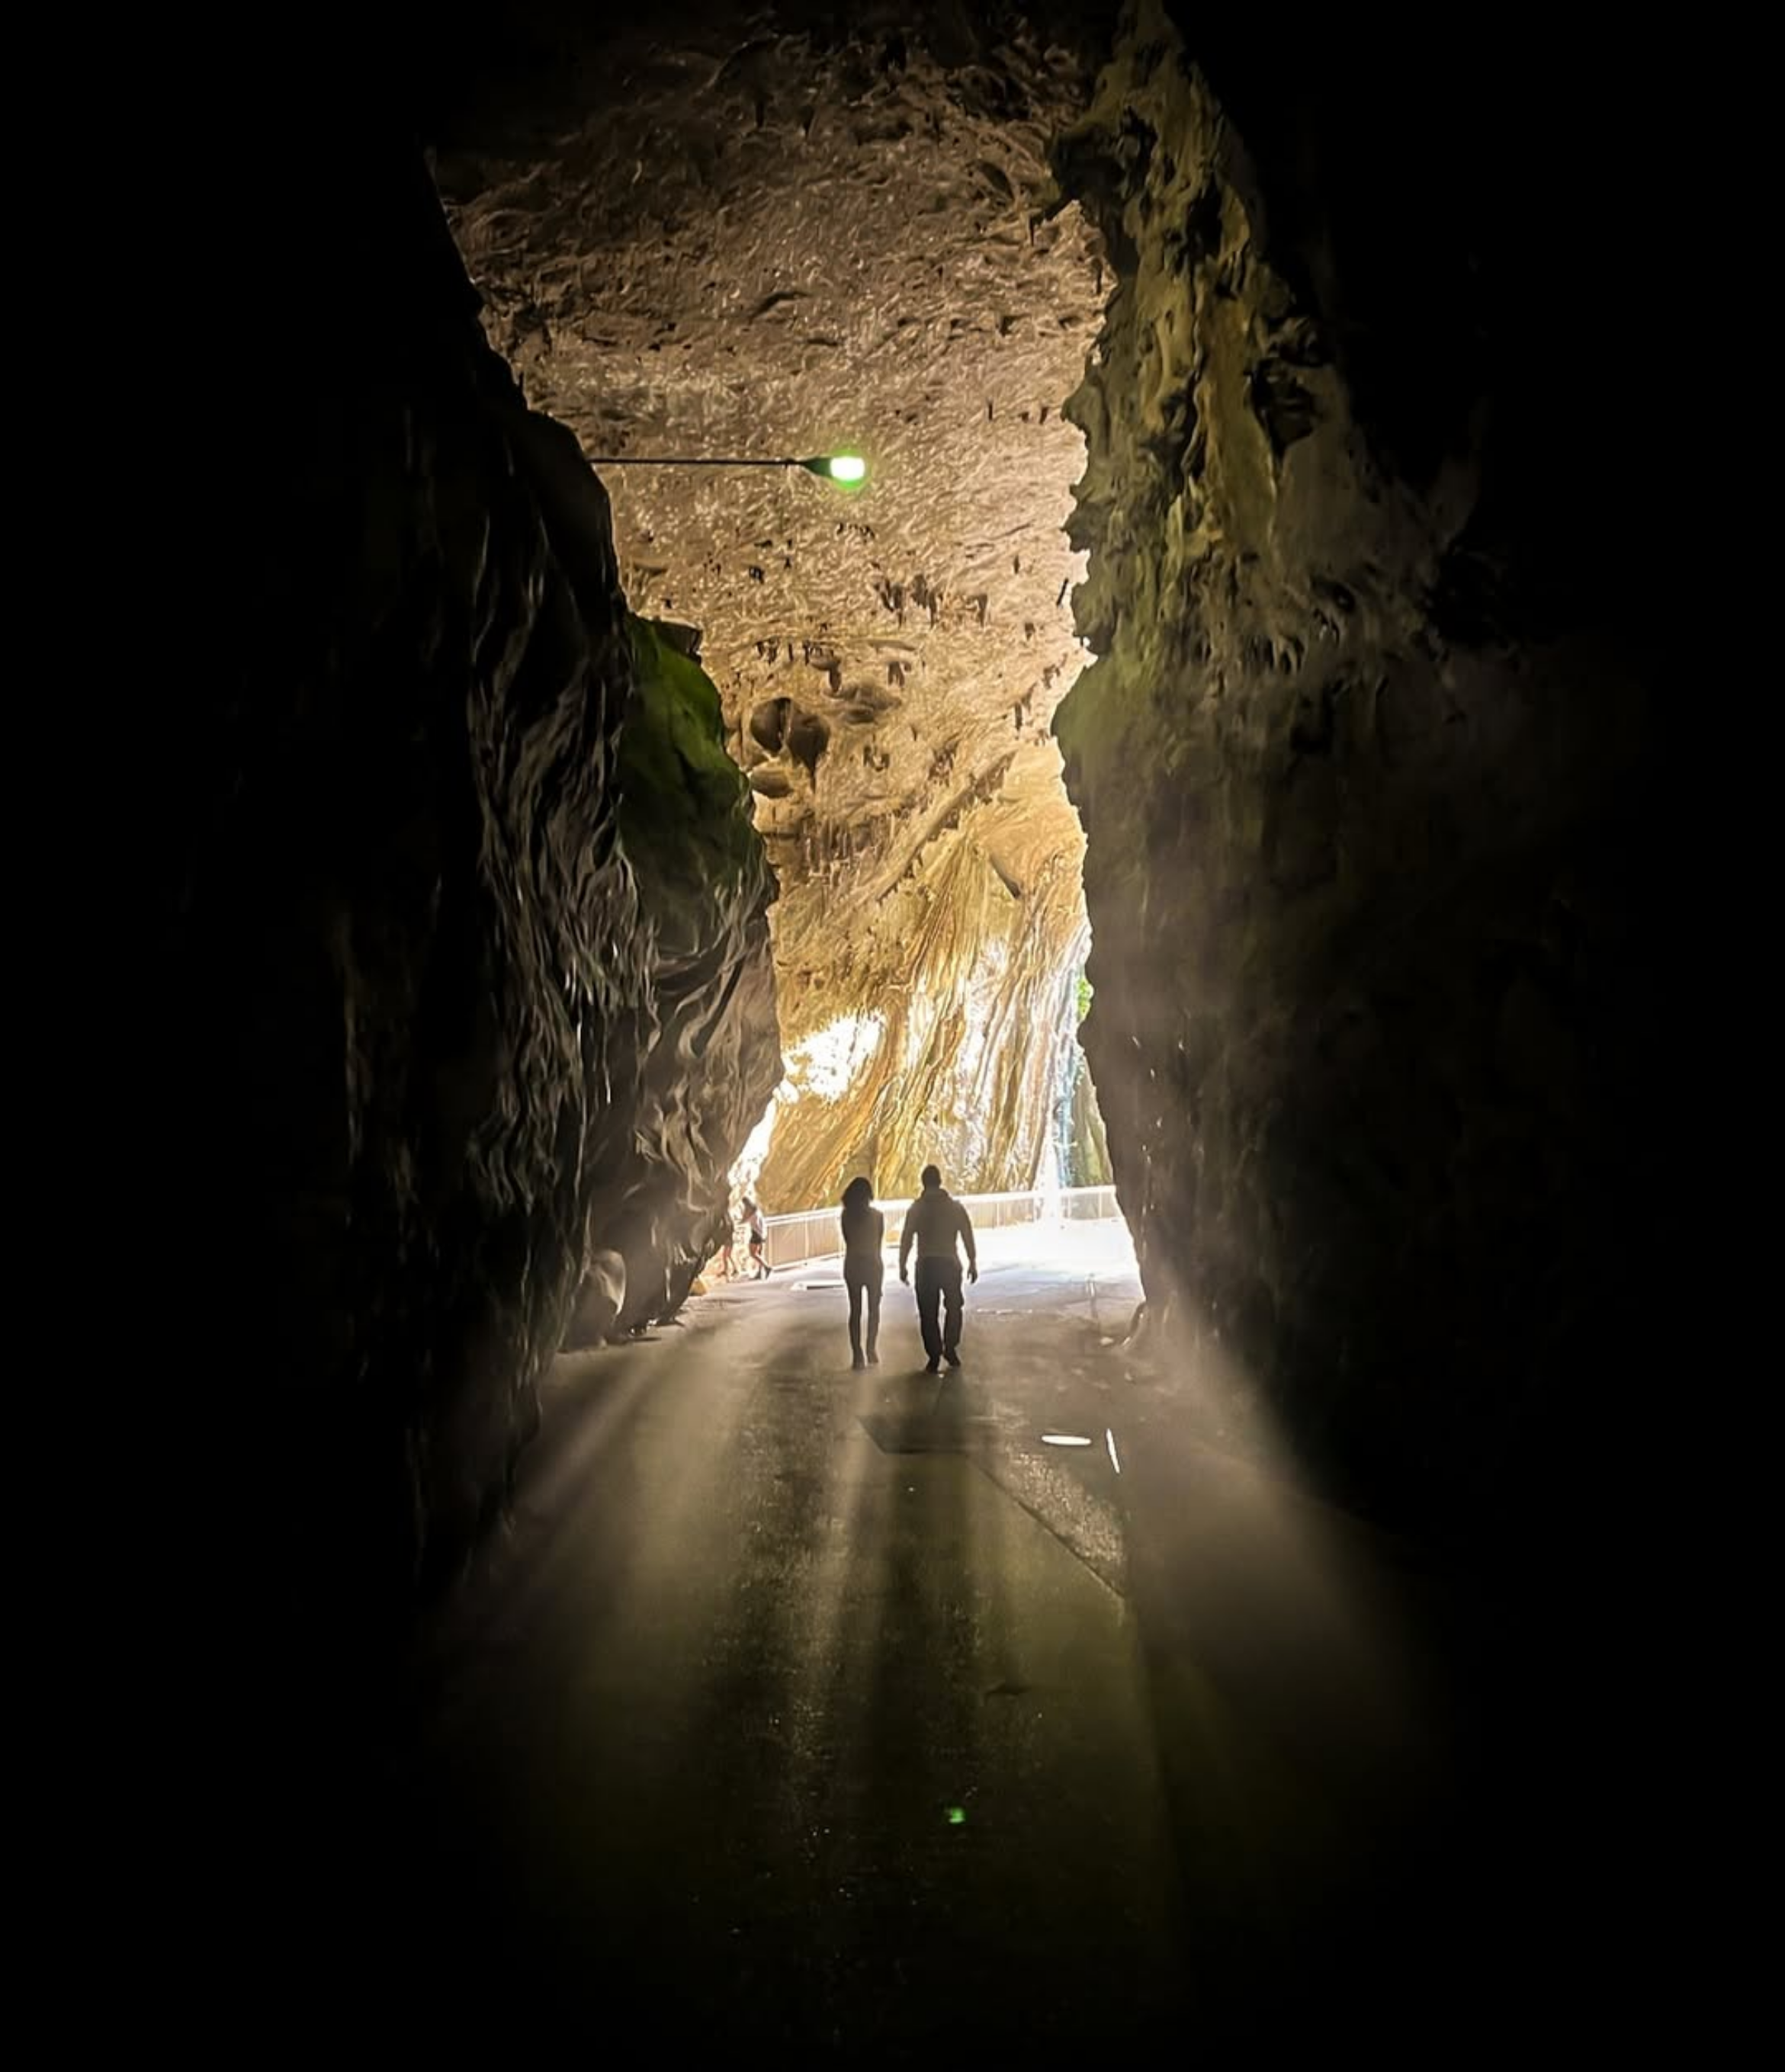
[759,1184,1122,1271]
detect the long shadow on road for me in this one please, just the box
[301,1240,1632,2060]
[369,1289,1189,2058]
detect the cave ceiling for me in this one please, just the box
[437,11,1106,1206]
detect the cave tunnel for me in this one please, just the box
[132,3,1691,2056]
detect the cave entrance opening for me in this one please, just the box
[437,15,1116,1223]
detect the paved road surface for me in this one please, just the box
[320,1221,1609,2055]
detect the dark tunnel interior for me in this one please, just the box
[111,5,1702,2057]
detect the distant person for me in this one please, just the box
[899,1163,978,1372]
[743,1198,769,1279]
[715,1201,739,1280]
[839,1176,884,1370]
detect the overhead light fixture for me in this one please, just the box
[802,453,867,484]
[585,450,869,489]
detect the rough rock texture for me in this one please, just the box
[1061,1006,1112,1186]
[566,1251,629,1349]
[148,136,777,1634]
[431,5,1112,1207]
[605,618,783,1323]
[1053,8,1668,1527]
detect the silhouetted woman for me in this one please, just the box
[840,1176,884,1370]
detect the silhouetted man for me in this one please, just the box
[899,1164,978,1372]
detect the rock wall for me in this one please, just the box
[431,8,1111,1211]
[148,133,777,1641]
[602,619,782,1325]
[1053,8,1668,1527]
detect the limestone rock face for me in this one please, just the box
[151,138,777,1622]
[601,620,783,1327]
[1053,9,1666,1523]
[567,1251,628,1349]
[434,9,1111,1208]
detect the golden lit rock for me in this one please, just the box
[439,19,1109,1206]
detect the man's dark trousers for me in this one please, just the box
[913,1256,964,1362]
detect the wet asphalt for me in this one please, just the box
[318,1224,1624,2058]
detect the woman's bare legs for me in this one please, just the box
[847,1274,865,1367]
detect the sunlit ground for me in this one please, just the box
[380,1204,1491,2051]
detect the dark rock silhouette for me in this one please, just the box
[1054,14,1669,1531]
[144,127,778,1647]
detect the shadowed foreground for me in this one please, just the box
[263,1224,1638,2056]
